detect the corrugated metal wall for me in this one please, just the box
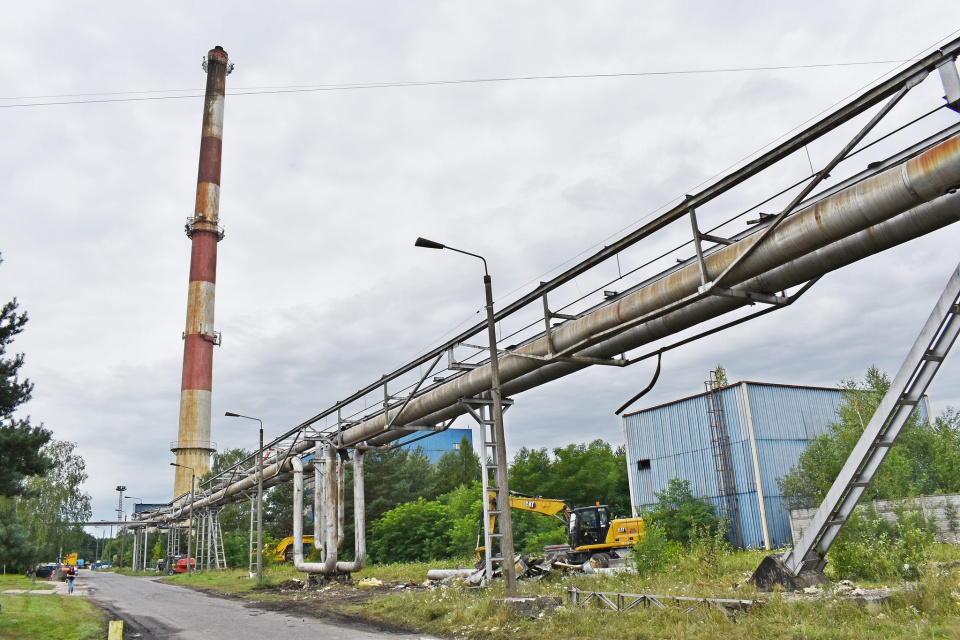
[622,382,931,549]
[401,427,473,464]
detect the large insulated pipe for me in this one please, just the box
[168,141,960,514]
[173,45,230,498]
[346,134,960,447]
[336,450,367,573]
[486,189,960,406]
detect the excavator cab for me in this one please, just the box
[567,505,610,549]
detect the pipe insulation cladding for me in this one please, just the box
[352,134,960,445]
[169,134,960,514]
[173,46,229,499]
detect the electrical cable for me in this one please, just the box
[0,59,910,108]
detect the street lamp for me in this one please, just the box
[116,486,126,569]
[225,412,264,584]
[170,463,196,575]
[125,497,142,571]
[414,237,517,596]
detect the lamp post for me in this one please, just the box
[125,497,142,570]
[225,412,264,584]
[414,237,517,596]
[116,486,126,569]
[170,463,196,575]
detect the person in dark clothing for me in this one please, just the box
[66,565,77,594]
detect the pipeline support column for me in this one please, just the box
[173,46,231,499]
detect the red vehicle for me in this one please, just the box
[159,556,196,574]
[173,557,196,574]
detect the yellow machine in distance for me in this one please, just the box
[262,535,315,563]
[480,491,644,567]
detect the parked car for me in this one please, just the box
[34,563,57,579]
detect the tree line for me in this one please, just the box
[206,437,631,567]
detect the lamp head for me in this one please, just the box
[415,237,445,250]
[225,411,240,417]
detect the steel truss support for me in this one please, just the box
[460,394,514,584]
[753,261,960,588]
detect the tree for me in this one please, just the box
[363,446,436,521]
[0,502,37,570]
[431,436,480,496]
[0,254,51,497]
[20,440,92,559]
[778,366,960,509]
[642,478,721,546]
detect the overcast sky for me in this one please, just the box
[2,2,960,530]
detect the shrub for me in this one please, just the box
[828,506,935,581]
[642,478,721,546]
[632,523,679,576]
[369,498,452,563]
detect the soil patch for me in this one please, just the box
[174,579,423,635]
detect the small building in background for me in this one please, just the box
[401,427,473,464]
[622,381,930,549]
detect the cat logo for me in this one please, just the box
[617,527,626,533]
[525,501,537,509]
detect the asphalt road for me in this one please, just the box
[83,570,435,640]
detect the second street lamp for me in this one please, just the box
[414,237,517,596]
[225,412,264,584]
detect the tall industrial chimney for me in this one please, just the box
[173,46,231,499]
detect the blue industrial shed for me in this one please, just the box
[622,381,931,549]
[401,427,473,464]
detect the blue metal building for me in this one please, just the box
[401,427,474,464]
[622,381,931,549]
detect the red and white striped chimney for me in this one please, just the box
[173,46,231,499]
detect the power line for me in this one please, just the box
[0,59,908,108]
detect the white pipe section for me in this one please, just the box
[324,445,338,569]
[291,456,337,574]
[335,450,366,573]
[337,456,345,550]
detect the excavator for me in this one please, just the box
[262,535,315,562]
[478,491,644,569]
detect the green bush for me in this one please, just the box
[828,506,935,581]
[641,478,721,546]
[632,523,679,576]
[369,498,452,563]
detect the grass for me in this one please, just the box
[0,575,55,591]
[153,546,960,639]
[0,593,105,640]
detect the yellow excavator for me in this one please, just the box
[262,535,314,563]
[478,491,644,568]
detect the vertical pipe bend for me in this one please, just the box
[336,450,366,573]
[291,456,337,574]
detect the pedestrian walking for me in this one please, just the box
[27,565,36,584]
[66,564,77,594]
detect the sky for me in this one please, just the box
[2,2,960,531]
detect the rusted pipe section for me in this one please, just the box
[344,134,960,448]
[157,141,960,518]
[336,450,366,573]
[173,45,230,498]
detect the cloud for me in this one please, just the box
[0,1,957,526]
